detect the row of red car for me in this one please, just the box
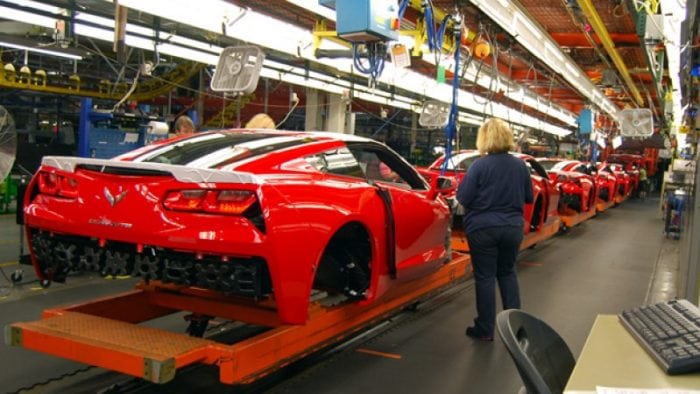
[21,129,646,325]
[419,151,645,229]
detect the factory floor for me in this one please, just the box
[0,195,681,393]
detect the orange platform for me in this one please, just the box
[596,198,616,212]
[451,217,560,253]
[7,253,471,385]
[615,193,631,205]
[559,208,596,230]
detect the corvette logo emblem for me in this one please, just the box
[104,187,127,207]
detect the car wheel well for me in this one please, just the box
[313,222,372,299]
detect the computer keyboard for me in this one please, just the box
[619,299,700,375]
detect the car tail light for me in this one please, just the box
[37,171,78,198]
[58,177,78,198]
[164,190,206,211]
[164,189,256,215]
[38,172,59,195]
[204,190,256,214]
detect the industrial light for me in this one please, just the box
[0,41,83,60]
[0,34,84,60]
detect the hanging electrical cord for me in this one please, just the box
[111,67,141,112]
[275,95,300,128]
[440,12,463,175]
[371,109,403,137]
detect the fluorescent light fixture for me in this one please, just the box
[564,62,580,77]
[0,33,85,60]
[0,6,56,28]
[0,41,83,60]
[517,14,543,40]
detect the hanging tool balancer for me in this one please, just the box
[323,0,401,87]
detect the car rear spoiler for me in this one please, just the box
[41,156,261,184]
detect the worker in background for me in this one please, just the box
[456,118,533,342]
[173,115,196,136]
[245,113,275,129]
[639,165,648,201]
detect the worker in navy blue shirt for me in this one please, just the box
[456,118,533,341]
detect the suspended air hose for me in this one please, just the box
[352,42,387,87]
[423,0,437,52]
[422,0,453,57]
[398,0,410,20]
[440,14,463,175]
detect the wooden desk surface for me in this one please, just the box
[564,315,700,393]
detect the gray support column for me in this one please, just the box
[305,88,323,131]
[345,112,356,135]
[325,93,346,133]
[410,111,418,158]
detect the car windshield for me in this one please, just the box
[538,160,560,171]
[132,132,315,168]
[439,153,479,171]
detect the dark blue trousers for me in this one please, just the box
[466,226,523,336]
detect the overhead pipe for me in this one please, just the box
[576,0,644,107]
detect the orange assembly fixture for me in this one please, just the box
[8,252,471,385]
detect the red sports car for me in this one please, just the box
[23,130,452,324]
[536,158,596,213]
[421,150,559,233]
[607,154,643,192]
[541,159,617,206]
[598,162,633,200]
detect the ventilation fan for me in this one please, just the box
[210,46,265,94]
[0,105,16,180]
[619,108,653,138]
[419,100,450,128]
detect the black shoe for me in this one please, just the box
[465,326,494,341]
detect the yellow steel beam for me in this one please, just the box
[0,62,204,101]
[576,0,644,106]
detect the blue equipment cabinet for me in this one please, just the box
[78,98,168,159]
[579,108,594,135]
[320,0,399,42]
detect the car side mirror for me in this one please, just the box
[437,176,452,191]
[429,175,453,199]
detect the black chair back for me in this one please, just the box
[496,309,575,394]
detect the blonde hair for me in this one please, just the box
[476,118,515,154]
[245,113,275,129]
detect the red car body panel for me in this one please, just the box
[542,159,618,205]
[419,150,559,233]
[607,154,644,192]
[536,158,597,213]
[24,130,451,324]
[598,162,633,199]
